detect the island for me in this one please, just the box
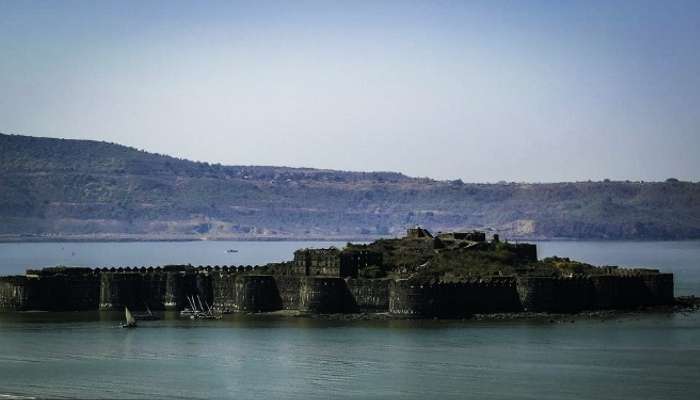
[0,228,675,317]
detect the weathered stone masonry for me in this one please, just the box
[0,265,674,316]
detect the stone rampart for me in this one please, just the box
[517,273,674,312]
[388,280,443,316]
[346,278,391,311]
[98,266,214,311]
[388,278,522,317]
[516,277,594,312]
[0,276,30,311]
[210,271,238,310]
[272,276,303,310]
[234,276,281,312]
[100,272,152,310]
[16,269,100,311]
[641,273,674,304]
[0,263,676,315]
[211,274,281,312]
[589,273,673,309]
[299,277,352,313]
[456,278,522,313]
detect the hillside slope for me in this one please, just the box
[1,133,699,240]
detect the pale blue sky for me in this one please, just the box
[1,0,699,182]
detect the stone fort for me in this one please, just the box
[0,229,674,317]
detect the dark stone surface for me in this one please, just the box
[299,277,350,313]
[517,274,674,312]
[388,278,522,317]
[346,278,391,311]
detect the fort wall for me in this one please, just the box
[217,275,281,312]
[642,273,674,304]
[388,278,522,317]
[516,273,674,312]
[294,248,383,278]
[516,277,594,312]
[457,278,522,313]
[346,278,391,311]
[294,249,341,276]
[0,265,676,316]
[299,277,351,313]
[0,276,30,311]
[22,268,100,311]
[273,276,303,310]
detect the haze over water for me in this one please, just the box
[0,240,699,399]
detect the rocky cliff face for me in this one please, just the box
[2,133,700,240]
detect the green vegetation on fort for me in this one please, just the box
[286,228,602,285]
[343,229,555,282]
[2,132,699,240]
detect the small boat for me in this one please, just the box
[133,305,160,321]
[226,249,238,253]
[121,307,137,328]
[191,313,222,320]
[180,307,198,316]
[180,295,223,320]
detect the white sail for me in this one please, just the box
[125,307,136,326]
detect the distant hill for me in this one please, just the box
[1,132,699,241]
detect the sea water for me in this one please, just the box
[0,240,699,399]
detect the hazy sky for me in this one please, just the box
[1,1,699,182]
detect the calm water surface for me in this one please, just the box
[0,240,699,399]
[0,312,698,400]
